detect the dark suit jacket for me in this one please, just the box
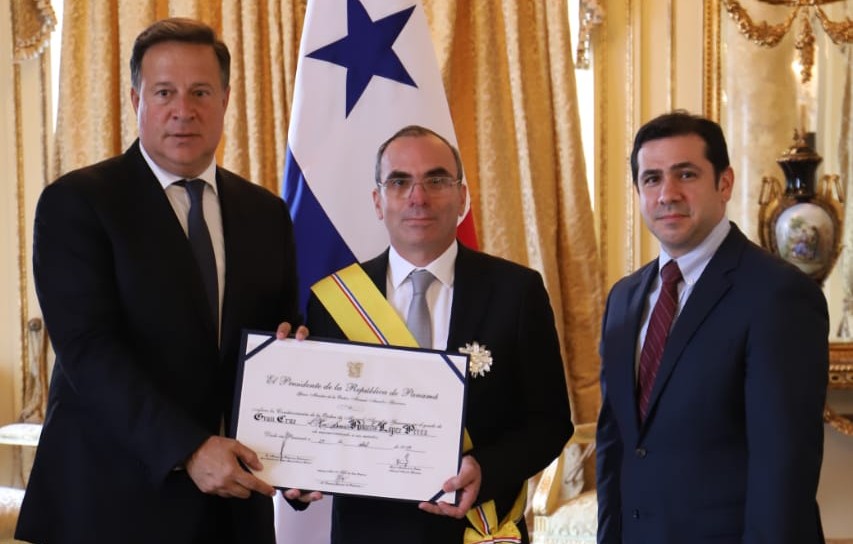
[17,141,299,544]
[306,244,573,544]
[596,223,828,544]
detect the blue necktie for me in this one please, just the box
[177,179,219,327]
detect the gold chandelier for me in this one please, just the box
[722,0,853,84]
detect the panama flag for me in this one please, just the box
[278,1,476,539]
[282,0,477,312]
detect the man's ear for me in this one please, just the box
[718,166,734,203]
[457,183,468,218]
[373,188,384,220]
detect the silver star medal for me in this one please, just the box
[459,342,493,378]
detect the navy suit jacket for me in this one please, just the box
[17,141,299,544]
[596,223,828,543]
[307,244,573,544]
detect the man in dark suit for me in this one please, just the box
[17,18,304,544]
[304,125,573,543]
[596,111,828,543]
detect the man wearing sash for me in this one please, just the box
[303,125,573,543]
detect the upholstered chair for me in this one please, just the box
[531,423,597,543]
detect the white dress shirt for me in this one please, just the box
[636,217,731,374]
[386,241,458,350]
[139,143,225,325]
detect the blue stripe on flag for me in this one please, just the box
[283,147,356,311]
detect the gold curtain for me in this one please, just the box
[54,0,602,425]
[53,0,306,192]
[423,0,603,425]
[221,1,307,191]
[7,0,57,488]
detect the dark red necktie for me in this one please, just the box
[637,260,682,421]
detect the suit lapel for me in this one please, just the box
[124,143,216,338]
[124,142,184,236]
[446,245,492,352]
[218,171,239,360]
[613,264,656,433]
[361,251,390,296]
[362,244,487,352]
[218,170,266,360]
[642,225,745,428]
[125,140,216,346]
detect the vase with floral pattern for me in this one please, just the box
[758,130,844,285]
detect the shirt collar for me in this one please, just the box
[658,216,731,286]
[388,241,458,289]
[139,142,218,194]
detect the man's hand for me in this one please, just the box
[418,454,481,518]
[282,488,325,504]
[186,436,275,499]
[276,322,309,340]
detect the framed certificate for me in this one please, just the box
[231,332,469,503]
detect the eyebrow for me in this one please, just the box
[150,81,215,89]
[640,161,700,179]
[384,167,455,180]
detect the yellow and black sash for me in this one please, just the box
[312,263,526,543]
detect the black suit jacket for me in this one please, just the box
[17,141,299,544]
[307,244,573,544]
[596,224,828,544]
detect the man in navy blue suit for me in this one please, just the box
[596,111,828,543]
[18,18,305,544]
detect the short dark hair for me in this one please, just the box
[130,18,231,90]
[375,125,464,184]
[630,110,730,186]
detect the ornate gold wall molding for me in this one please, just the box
[721,0,853,84]
[723,0,797,46]
[667,0,675,111]
[704,0,722,121]
[829,342,853,390]
[595,0,608,287]
[825,343,853,436]
[624,0,636,275]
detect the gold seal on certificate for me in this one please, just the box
[232,332,469,504]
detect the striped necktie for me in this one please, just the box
[637,260,682,421]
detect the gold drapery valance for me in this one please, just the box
[10,0,57,61]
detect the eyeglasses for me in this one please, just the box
[378,176,462,198]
